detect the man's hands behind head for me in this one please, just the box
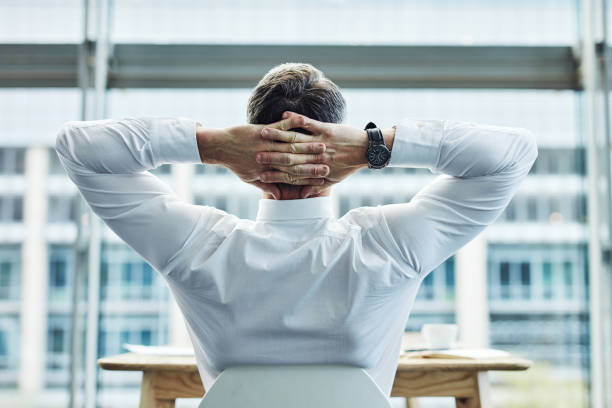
[256,112,371,198]
[197,115,331,200]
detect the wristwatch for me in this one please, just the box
[364,122,391,169]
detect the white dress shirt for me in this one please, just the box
[56,117,537,396]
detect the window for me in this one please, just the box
[542,261,553,299]
[49,328,64,354]
[121,262,132,284]
[526,198,538,221]
[504,199,517,221]
[48,196,77,223]
[101,244,167,301]
[529,148,586,175]
[46,316,74,379]
[489,245,586,303]
[0,330,7,369]
[563,261,573,299]
[111,0,577,45]
[48,246,74,303]
[1,1,597,405]
[215,196,227,212]
[499,262,511,299]
[48,149,65,175]
[415,258,454,303]
[444,258,455,300]
[151,164,172,175]
[49,255,67,288]
[488,244,588,388]
[0,196,23,222]
[142,264,153,286]
[0,148,25,174]
[0,246,20,301]
[574,195,587,223]
[0,263,11,299]
[140,329,151,345]
[420,273,434,300]
[0,317,19,374]
[48,196,75,223]
[520,262,531,299]
[98,316,169,359]
[499,194,586,223]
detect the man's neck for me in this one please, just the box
[262,185,331,200]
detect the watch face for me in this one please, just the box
[367,145,391,168]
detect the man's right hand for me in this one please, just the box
[256,111,395,198]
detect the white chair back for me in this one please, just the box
[198,365,393,408]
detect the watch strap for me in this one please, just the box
[365,122,384,146]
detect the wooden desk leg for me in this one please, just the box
[455,372,491,408]
[406,397,420,408]
[139,371,176,408]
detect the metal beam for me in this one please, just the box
[0,43,580,90]
[0,44,84,87]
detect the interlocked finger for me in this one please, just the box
[265,141,326,154]
[268,114,306,131]
[260,171,326,185]
[256,152,326,166]
[270,164,329,177]
[261,127,315,143]
[281,111,329,134]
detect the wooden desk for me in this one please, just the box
[98,353,531,408]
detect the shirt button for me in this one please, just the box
[416,121,425,128]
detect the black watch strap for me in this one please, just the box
[365,122,384,145]
[364,121,391,169]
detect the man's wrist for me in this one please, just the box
[196,125,226,165]
[383,127,396,152]
[357,127,396,169]
[353,130,369,168]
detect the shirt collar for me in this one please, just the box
[256,196,335,221]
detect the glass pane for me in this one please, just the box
[48,246,73,303]
[0,279,19,384]
[0,1,589,402]
[0,0,83,43]
[112,0,577,45]
[489,245,589,407]
[0,90,80,147]
[0,246,20,302]
[0,148,26,174]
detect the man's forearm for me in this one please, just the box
[388,120,537,177]
[196,124,226,165]
[56,117,201,175]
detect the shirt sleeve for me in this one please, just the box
[346,119,538,277]
[55,117,230,273]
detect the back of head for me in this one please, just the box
[247,63,346,199]
[247,63,346,127]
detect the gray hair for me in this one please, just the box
[247,63,346,126]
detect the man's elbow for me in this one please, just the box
[55,121,79,159]
[516,128,538,165]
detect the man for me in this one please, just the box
[55,63,537,396]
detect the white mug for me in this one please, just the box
[421,324,458,349]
